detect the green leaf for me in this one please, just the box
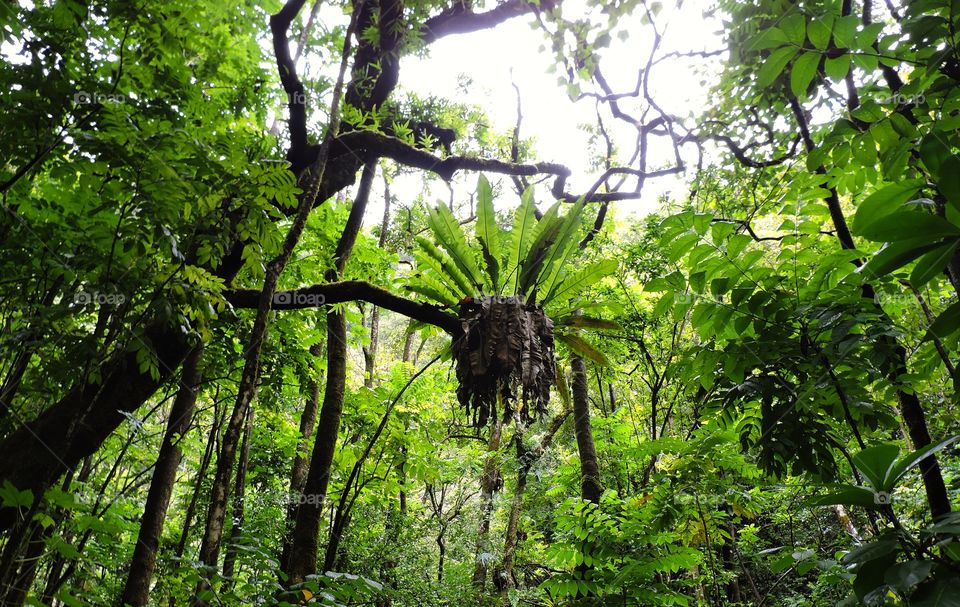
[537,199,587,302]
[912,578,960,607]
[544,259,618,308]
[806,485,879,508]
[927,300,960,340]
[807,16,833,50]
[937,156,960,214]
[415,236,475,298]
[475,175,501,291]
[886,435,960,489]
[747,27,790,50]
[851,180,925,234]
[920,133,952,176]
[758,46,799,88]
[556,315,621,330]
[791,52,820,98]
[556,333,610,366]
[841,537,899,566]
[832,15,860,48]
[426,204,484,292]
[504,188,537,294]
[824,54,850,80]
[884,560,934,592]
[852,443,900,492]
[858,211,960,243]
[0,481,33,508]
[780,13,806,46]
[910,240,960,287]
[860,238,943,280]
[518,203,565,297]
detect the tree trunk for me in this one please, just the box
[0,319,197,533]
[284,160,377,585]
[192,96,348,605]
[362,168,391,389]
[221,406,254,588]
[437,531,446,583]
[158,398,224,607]
[280,343,323,569]
[1,523,47,606]
[121,346,204,607]
[193,339,263,603]
[175,396,225,560]
[285,310,347,585]
[498,409,567,604]
[571,356,602,504]
[472,414,505,589]
[498,440,528,602]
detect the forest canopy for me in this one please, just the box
[1,0,960,606]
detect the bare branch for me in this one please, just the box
[224,280,460,334]
[421,1,553,45]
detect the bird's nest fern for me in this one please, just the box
[406,177,618,427]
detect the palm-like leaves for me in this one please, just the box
[407,177,614,312]
[406,177,617,427]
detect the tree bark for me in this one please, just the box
[221,406,254,588]
[1,522,48,606]
[121,346,204,607]
[498,436,528,601]
[280,343,323,569]
[362,170,392,388]
[571,356,602,504]
[472,414,505,589]
[284,160,378,585]
[498,409,568,604]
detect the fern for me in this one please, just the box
[426,204,484,292]
[556,332,610,366]
[544,259,618,308]
[474,175,502,292]
[535,198,586,300]
[415,236,475,298]
[518,204,565,298]
[503,187,537,295]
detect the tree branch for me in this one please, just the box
[224,280,460,334]
[270,0,311,166]
[421,1,553,45]
[333,129,571,183]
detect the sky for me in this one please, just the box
[361,1,726,221]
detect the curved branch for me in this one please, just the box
[334,129,571,182]
[682,131,801,169]
[224,280,460,334]
[421,1,552,45]
[270,0,311,164]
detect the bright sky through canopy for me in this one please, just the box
[361,1,726,219]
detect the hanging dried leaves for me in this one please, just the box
[452,296,556,428]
